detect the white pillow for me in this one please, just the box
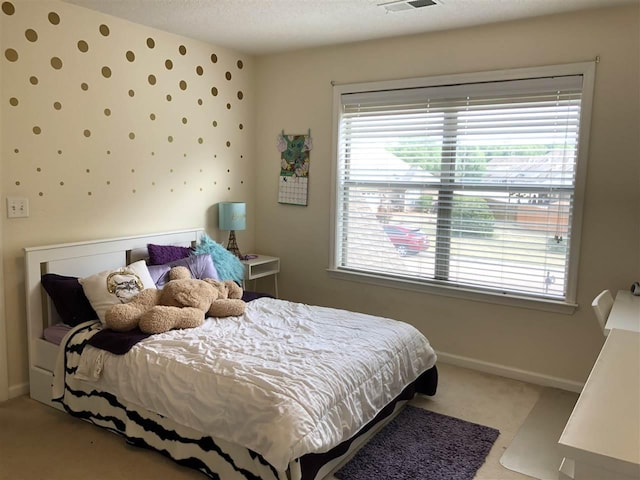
[79,260,155,324]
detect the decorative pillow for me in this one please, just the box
[79,260,156,324]
[242,291,275,302]
[193,233,245,283]
[147,254,220,288]
[41,274,98,326]
[147,243,193,266]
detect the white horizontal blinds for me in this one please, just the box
[337,75,583,300]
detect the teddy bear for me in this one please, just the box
[105,266,246,334]
[201,278,245,317]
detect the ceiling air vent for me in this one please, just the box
[379,0,440,12]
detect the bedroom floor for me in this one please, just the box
[0,363,547,480]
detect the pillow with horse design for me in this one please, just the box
[79,260,155,325]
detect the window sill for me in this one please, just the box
[326,268,578,315]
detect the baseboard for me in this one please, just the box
[8,381,29,399]
[435,351,584,393]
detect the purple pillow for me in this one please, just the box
[88,327,151,355]
[147,254,220,288]
[147,243,193,266]
[242,291,274,302]
[41,274,98,326]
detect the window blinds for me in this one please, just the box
[335,74,584,300]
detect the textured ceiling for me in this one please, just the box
[63,0,638,55]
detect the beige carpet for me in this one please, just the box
[0,363,545,480]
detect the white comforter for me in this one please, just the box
[74,297,436,471]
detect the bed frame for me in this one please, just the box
[24,228,437,480]
[24,229,204,409]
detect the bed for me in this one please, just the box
[24,229,438,480]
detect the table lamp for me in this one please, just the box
[218,202,246,258]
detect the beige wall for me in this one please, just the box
[0,24,7,399]
[254,5,640,385]
[2,2,639,396]
[1,0,256,392]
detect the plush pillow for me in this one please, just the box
[79,260,156,324]
[147,243,193,266]
[147,254,220,288]
[242,291,275,302]
[193,233,245,283]
[41,274,98,326]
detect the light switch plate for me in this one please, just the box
[7,196,29,218]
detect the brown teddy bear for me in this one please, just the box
[105,266,246,334]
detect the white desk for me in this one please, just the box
[605,290,640,334]
[558,329,640,480]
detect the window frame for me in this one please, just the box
[329,62,596,314]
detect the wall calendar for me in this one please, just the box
[277,131,312,206]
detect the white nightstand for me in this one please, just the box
[241,255,280,298]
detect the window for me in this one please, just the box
[331,64,594,309]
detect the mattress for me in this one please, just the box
[59,297,437,471]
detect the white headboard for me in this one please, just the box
[23,228,204,407]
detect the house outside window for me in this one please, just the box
[330,64,595,311]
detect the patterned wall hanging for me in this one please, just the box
[277,130,312,206]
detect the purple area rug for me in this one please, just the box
[334,405,499,480]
